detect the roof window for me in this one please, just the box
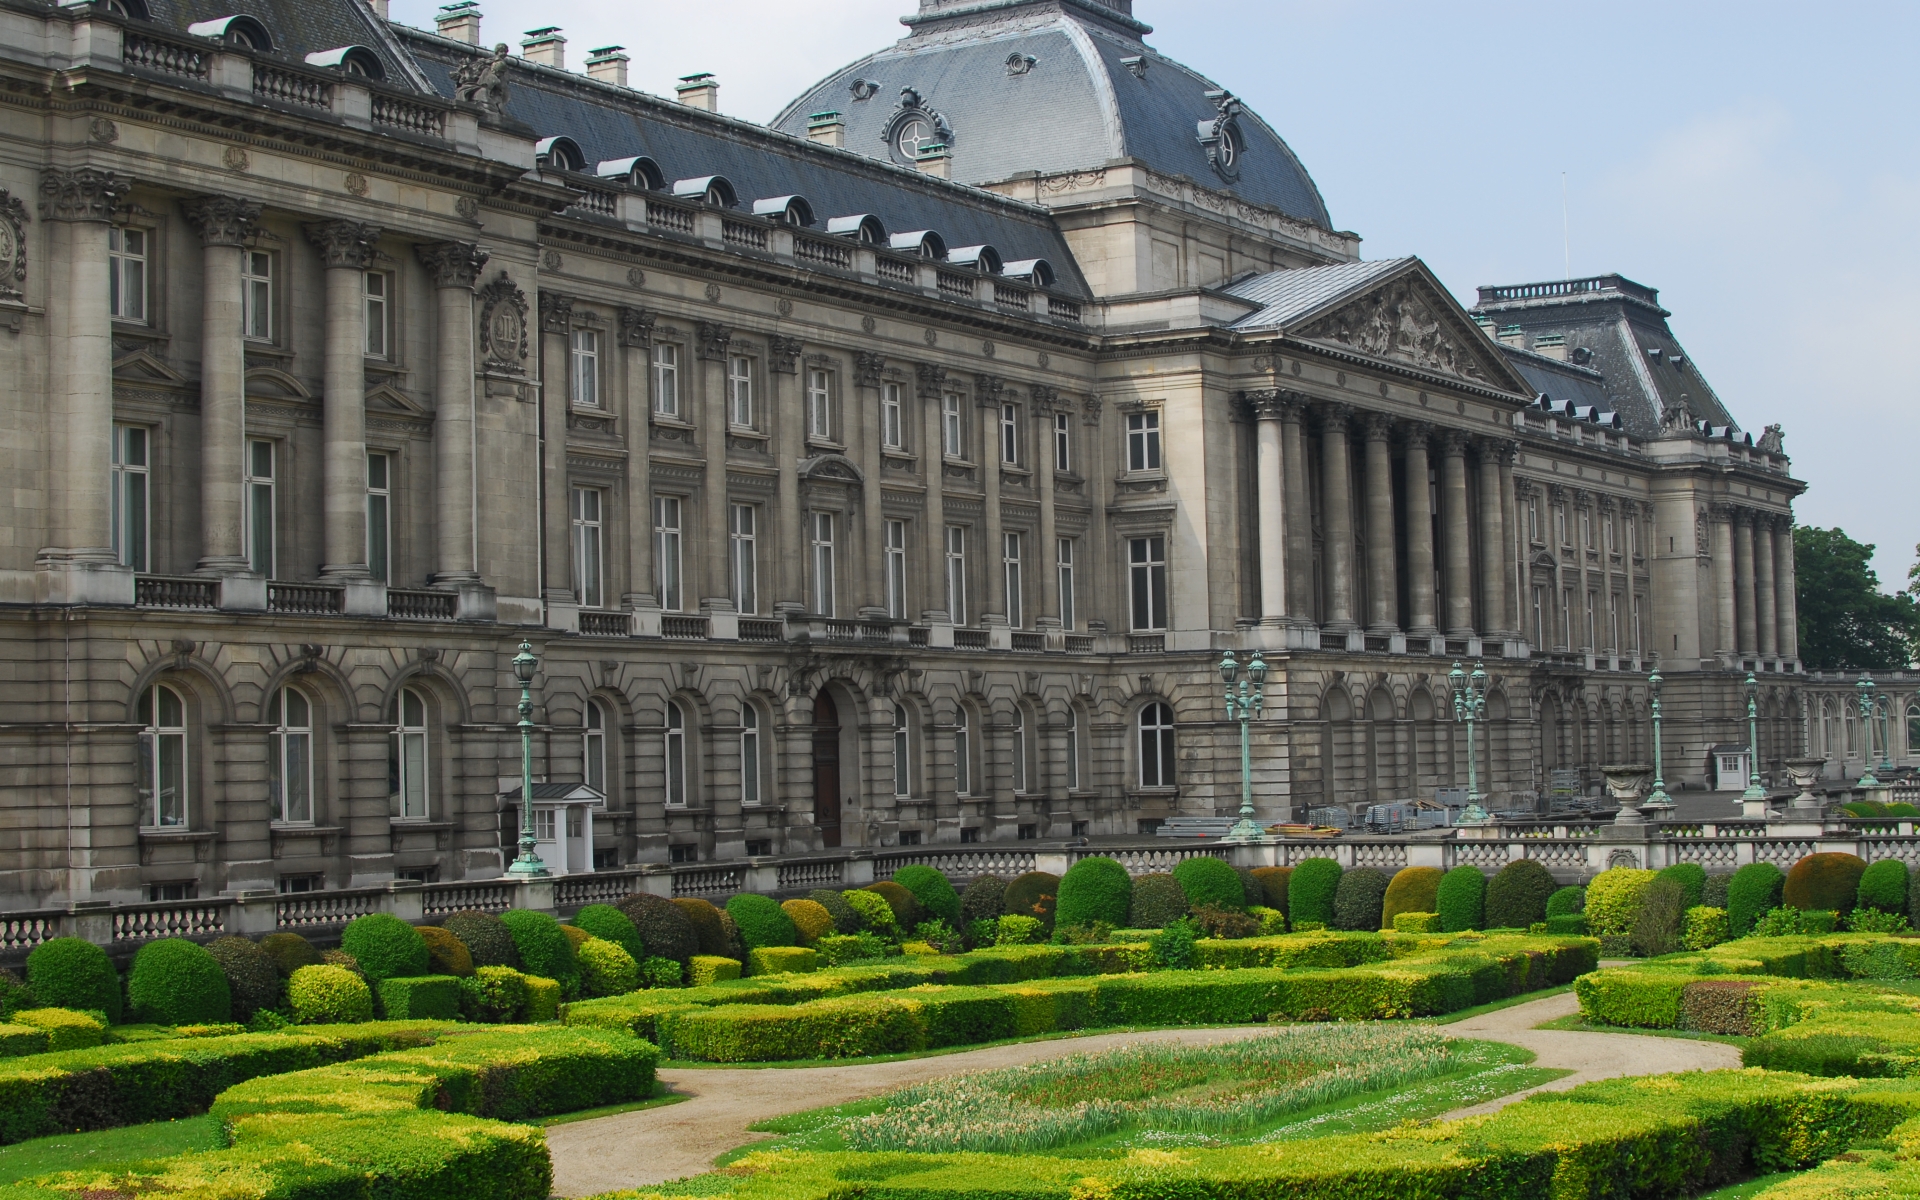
[188,15,273,52]
[673,176,737,208]
[597,156,664,191]
[947,245,1002,274]
[1002,258,1055,288]
[306,46,386,80]
[827,215,886,244]
[889,230,947,260]
[535,137,586,172]
[752,196,816,227]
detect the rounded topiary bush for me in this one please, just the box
[782,899,835,945]
[1055,857,1133,929]
[441,911,520,969]
[1435,866,1487,933]
[560,925,592,953]
[25,937,121,1022]
[1655,863,1708,911]
[571,904,645,963]
[1127,872,1189,929]
[1002,872,1061,929]
[258,932,322,979]
[288,964,372,1024]
[1702,871,1734,911]
[126,938,231,1026]
[1172,857,1245,912]
[672,898,731,957]
[1381,867,1444,930]
[1784,852,1868,916]
[205,936,280,1022]
[1858,858,1909,915]
[863,881,926,931]
[617,893,698,964]
[340,913,429,983]
[1727,862,1785,937]
[1546,886,1587,918]
[576,937,640,997]
[417,925,474,978]
[809,889,865,935]
[1249,867,1291,918]
[1331,867,1390,932]
[890,866,962,925]
[726,894,799,949]
[718,911,747,960]
[1584,868,1656,937]
[1485,860,1559,929]
[959,876,1007,925]
[1234,867,1266,909]
[1288,858,1343,928]
[1630,877,1687,957]
[321,949,364,980]
[842,889,897,933]
[499,909,578,986]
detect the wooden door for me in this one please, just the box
[813,692,842,848]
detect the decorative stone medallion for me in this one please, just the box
[223,145,251,172]
[626,266,646,288]
[344,172,370,197]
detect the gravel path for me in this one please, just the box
[546,992,1744,1197]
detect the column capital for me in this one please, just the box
[1315,399,1354,433]
[1030,383,1060,416]
[768,334,803,375]
[974,372,1005,408]
[1397,418,1431,450]
[180,194,261,247]
[1547,483,1568,503]
[538,290,575,335]
[1239,388,1301,422]
[1081,393,1103,428]
[1361,410,1395,441]
[415,239,489,288]
[1709,501,1736,523]
[39,167,129,223]
[1437,426,1470,456]
[1730,505,1756,528]
[304,220,382,270]
[696,320,732,361]
[854,351,886,388]
[915,362,947,399]
[1597,493,1618,514]
[617,305,655,348]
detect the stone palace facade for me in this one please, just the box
[0,0,1868,908]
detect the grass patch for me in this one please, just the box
[1422,984,1573,1025]
[662,1023,1269,1070]
[0,1115,225,1185]
[1532,1012,1752,1047]
[540,1082,687,1126]
[1691,1173,1800,1198]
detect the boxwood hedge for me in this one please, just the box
[1127,872,1188,929]
[1435,866,1487,932]
[1784,852,1868,915]
[341,913,430,984]
[1485,860,1558,929]
[1055,856,1133,929]
[1172,856,1245,912]
[1728,862,1786,937]
[24,937,121,1023]
[127,938,232,1026]
[616,893,698,964]
[1330,867,1389,932]
[571,903,646,962]
[440,912,520,969]
[1381,867,1443,930]
[891,865,963,925]
[1287,858,1343,928]
[727,893,800,950]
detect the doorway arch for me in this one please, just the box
[812,691,844,848]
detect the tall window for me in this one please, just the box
[1002,533,1023,628]
[1057,538,1076,631]
[884,519,908,620]
[1138,702,1176,788]
[111,424,150,572]
[944,525,967,625]
[571,329,601,408]
[1011,708,1028,794]
[269,688,313,824]
[892,704,911,798]
[1627,515,1639,558]
[137,684,188,829]
[953,708,971,796]
[653,496,682,612]
[1054,411,1071,473]
[245,439,275,578]
[389,687,429,819]
[1065,708,1081,792]
[109,227,147,322]
[584,701,607,796]
[1585,592,1598,650]
[942,394,964,458]
[1608,592,1621,652]
[242,250,273,340]
[1908,701,1920,759]
[1129,535,1167,631]
[1526,495,1540,542]
[1126,410,1161,472]
[1000,403,1019,464]
[1580,507,1592,549]
[1632,596,1644,656]
[1531,585,1545,648]
[366,452,391,584]
[664,702,687,806]
[1555,504,1567,546]
[740,705,761,806]
[653,343,680,417]
[571,487,603,608]
[882,382,905,450]
[807,368,832,440]
[364,271,389,357]
[728,355,754,427]
[810,512,836,616]
[729,503,758,616]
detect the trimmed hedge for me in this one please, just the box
[673,899,730,958]
[1859,858,1910,915]
[1682,906,1731,951]
[1248,866,1291,917]
[892,865,963,925]
[206,937,281,1022]
[783,899,836,945]
[460,966,529,1023]
[1394,912,1442,933]
[1435,865,1487,932]
[258,932,322,978]
[1127,873,1189,928]
[1485,860,1558,929]
[1381,867,1443,930]
[1055,857,1133,929]
[690,956,743,985]
[1784,852,1868,915]
[809,889,866,934]
[748,947,819,977]
[958,875,1007,925]
[1729,862,1787,937]
[440,911,520,969]
[728,893,800,950]
[25,937,121,1023]
[290,965,374,1024]
[843,889,897,933]
[618,893,698,965]
[1330,868,1389,932]
[577,938,641,997]
[572,904,646,962]
[1630,876,1688,957]
[864,881,926,930]
[418,925,475,978]
[1656,862,1708,910]
[341,913,430,984]
[1002,872,1060,929]
[127,938,232,1026]
[1546,885,1586,917]
[12,1008,105,1053]
[500,909,579,990]
[1172,857,1245,911]
[1288,858,1343,928]
[1585,867,1656,936]
[375,975,463,1020]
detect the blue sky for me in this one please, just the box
[390,0,1920,590]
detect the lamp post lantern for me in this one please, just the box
[1858,673,1882,789]
[505,640,550,878]
[1645,655,1673,809]
[1219,650,1267,841]
[1743,671,1769,804]
[1449,661,1489,809]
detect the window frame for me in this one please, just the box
[364,269,391,359]
[1000,402,1019,465]
[882,381,906,451]
[664,701,688,807]
[652,342,681,418]
[366,451,392,585]
[1011,707,1028,795]
[1128,534,1168,632]
[570,486,604,609]
[1138,701,1176,789]
[653,494,683,612]
[389,686,430,820]
[944,524,967,625]
[728,354,755,428]
[740,704,762,806]
[584,700,607,797]
[245,438,276,578]
[884,518,908,621]
[242,249,274,342]
[137,683,189,830]
[1057,537,1076,632]
[1002,531,1023,629]
[1125,409,1162,473]
[942,394,964,459]
[953,707,972,797]
[892,703,912,798]
[806,367,833,442]
[729,502,759,616]
[109,225,149,324]
[111,423,151,572]
[810,511,837,617]
[1053,411,1071,473]
[570,327,602,409]
[269,687,315,825]
[1065,707,1081,792]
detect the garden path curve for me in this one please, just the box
[545,994,1743,1198]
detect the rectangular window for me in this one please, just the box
[807,368,832,440]
[584,704,605,796]
[1126,410,1162,472]
[942,394,964,458]
[1129,534,1167,631]
[652,343,680,417]
[1011,710,1027,794]
[570,328,601,408]
[1633,595,1644,655]
[740,708,761,806]
[730,503,758,616]
[1531,585,1545,648]
[1609,592,1621,652]
[729,355,754,427]
[810,512,836,616]
[1065,709,1080,792]
[653,495,682,612]
[391,689,429,820]
[1527,495,1540,543]
[109,227,147,322]
[366,452,391,584]
[892,706,911,798]
[364,271,389,358]
[1585,591,1598,650]
[1054,412,1071,473]
[242,250,273,341]
[1003,533,1023,628]
[1580,507,1592,549]
[1559,588,1572,649]
[664,704,687,807]
[1628,515,1639,558]
[1555,504,1567,546]
[944,525,967,625]
[535,809,556,841]
[245,439,275,578]
[1057,537,1076,631]
[882,382,905,450]
[1000,403,1019,465]
[953,712,971,797]
[570,487,603,608]
[111,424,150,572]
[885,519,908,620]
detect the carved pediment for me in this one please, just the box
[243,367,313,401]
[799,454,864,485]
[365,384,428,416]
[113,350,188,386]
[1292,273,1511,387]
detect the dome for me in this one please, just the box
[771,0,1331,228]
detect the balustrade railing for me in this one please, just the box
[253,64,332,109]
[936,270,977,299]
[1048,296,1083,323]
[267,583,344,615]
[372,93,447,137]
[661,614,710,640]
[722,219,768,250]
[389,589,456,620]
[114,900,227,943]
[135,575,217,610]
[673,867,743,897]
[739,618,785,643]
[875,257,916,284]
[777,859,845,890]
[578,610,630,637]
[124,32,210,79]
[647,201,697,234]
[422,880,513,916]
[794,237,853,269]
[276,888,383,930]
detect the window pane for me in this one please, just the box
[655,345,679,416]
[158,685,183,727]
[157,732,186,827]
[402,731,427,817]
[285,731,311,822]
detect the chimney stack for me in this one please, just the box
[675,73,719,112]
[520,26,565,69]
[807,111,846,148]
[365,0,390,19]
[585,45,629,87]
[915,141,952,179]
[435,1,480,44]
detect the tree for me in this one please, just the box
[1794,526,1918,670]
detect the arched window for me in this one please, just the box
[269,688,313,824]
[389,687,429,819]
[1011,708,1028,794]
[1064,707,1081,792]
[953,708,971,797]
[1845,702,1858,757]
[584,701,607,796]
[665,702,687,807]
[137,684,188,829]
[892,704,912,798]
[1908,701,1920,761]
[1139,702,1176,788]
[740,705,761,806]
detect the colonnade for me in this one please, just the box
[1722,505,1797,661]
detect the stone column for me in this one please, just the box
[37,168,130,590]
[1497,442,1522,640]
[1034,386,1062,624]
[1475,438,1509,637]
[773,350,810,614]
[1249,391,1288,624]
[1734,508,1758,656]
[918,365,950,625]
[1362,412,1397,632]
[307,221,381,580]
[1438,429,1473,637]
[1280,398,1312,624]
[977,375,1005,625]
[1402,422,1436,637]
[181,194,261,574]
[617,306,657,611]
[1774,516,1799,660]
[416,242,488,585]
[538,293,576,610]
[1710,503,1736,657]
[1319,403,1357,630]
[839,341,884,615]
[1755,514,1778,659]
[695,321,732,612]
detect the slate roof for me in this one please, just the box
[1501,350,1613,412]
[129,0,433,92]
[1222,259,1414,330]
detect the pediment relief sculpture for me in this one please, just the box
[1294,278,1493,383]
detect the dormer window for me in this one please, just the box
[889,230,947,260]
[948,245,1002,274]
[306,46,386,80]
[672,175,738,208]
[188,15,273,53]
[597,156,666,191]
[751,195,816,227]
[1002,258,1056,288]
[827,214,887,244]
[536,137,587,173]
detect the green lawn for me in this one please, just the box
[0,1115,225,1185]
[1531,1012,1753,1047]
[540,1083,687,1126]
[1691,1173,1798,1198]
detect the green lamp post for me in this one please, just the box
[1743,671,1770,804]
[1219,650,1267,841]
[1644,655,1673,809]
[1858,673,1882,789]
[1449,661,1489,809]
[505,640,550,879]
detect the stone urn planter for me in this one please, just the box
[1783,757,1827,812]
[1601,763,1654,826]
